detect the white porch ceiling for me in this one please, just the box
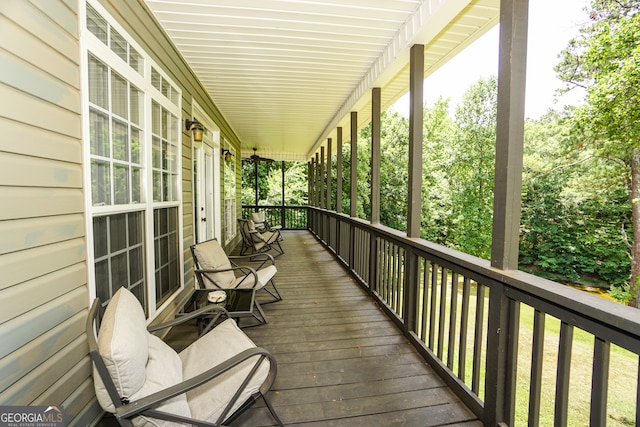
[144,0,499,161]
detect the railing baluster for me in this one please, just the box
[529,309,545,426]
[472,283,485,395]
[447,272,458,369]
[421,259,430,343]
[429,264,438,350]
[438,267,448,360]
[459,277,471,381]
[555,321,574,427]
[590,336,610,426]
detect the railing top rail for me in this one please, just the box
[309,206,640,341]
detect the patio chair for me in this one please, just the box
[249,211,283,235]
[87,286,283,427]
[238,218,284,256]
[190,238,282,326]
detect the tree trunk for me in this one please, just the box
[629,147,640,308]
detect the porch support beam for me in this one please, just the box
[320,146,326,209]
[371,87,381,224]
[407,44,424,239]
[350,112,358,218]
[308,161,313,207]
[315,152,320,207]
[326,138,332,210]
[485,0,529,426]
[491,0,528,270]
[336,127,343,214]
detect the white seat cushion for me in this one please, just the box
[231,264,277,290]
[179,319,270,423]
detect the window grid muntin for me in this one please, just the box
[151,100,179,203]
[88,53,144,206]
[153,207,179,306]
[93,212,147,312]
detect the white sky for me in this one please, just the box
[393,0,590,119]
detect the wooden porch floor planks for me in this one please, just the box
[228,230,481,427]
[97,230,481,427]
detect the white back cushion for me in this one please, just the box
[94,287,148,411]
[193,240,235,288]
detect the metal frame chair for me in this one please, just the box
[190,238,282,326]
[238,218,284,256]
[87,287,284,427]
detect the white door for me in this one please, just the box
[194,142,219,243]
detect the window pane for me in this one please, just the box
[95,259,110,302]
[151,68,161,92]
[111,72,127,119]
[154,207,179,306]
[93,212,146,310]
[152,136,161,168]
[131,128,141,164]
[132,167,142,204]
[86,5,107,44]
[114,164,130,204]
[130,86,142,125]
[110,28,127,62]
[112,119,128,161]
[153,170,161,202]
[93,216,108,258]
[88,55,108,109]
[90,109,109,157]
[91,159,111,206]
[111,252,128,289]
[129,46,143,74]
[110,213,127,252]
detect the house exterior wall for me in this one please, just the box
[0,0,243,425]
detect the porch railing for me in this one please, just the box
[308,206,640,427]
[241,205,308,229]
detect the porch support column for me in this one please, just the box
[404,44,424,336]
[407,44,424,239]
[320,146,326,209]
[491,0,528,270]
[350,112,358,218]
[485,1,529,427]
[308,161,313,206]
[370,87,381,224]
[326,138,332,210]
[336,127,343,214]
[281,160,286,227]
[315,153,320,207]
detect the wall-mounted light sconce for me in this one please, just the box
[222,149,234,163]
[185,119,204,142]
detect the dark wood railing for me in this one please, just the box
[241,205,308,229]
[308,206,640,427]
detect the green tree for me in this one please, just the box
[556,0,640,305]
[448,76,498,259]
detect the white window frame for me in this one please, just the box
[81,0,183,319]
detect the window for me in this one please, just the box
[84,1,182,315]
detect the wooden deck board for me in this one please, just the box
[167,230,480,426]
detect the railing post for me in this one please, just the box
[484,283,516,427]
[403,249,418,335]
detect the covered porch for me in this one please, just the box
[165,230,481,426]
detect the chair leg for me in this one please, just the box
[263,393,284,427]
[254,300,268,324]
[261,280,282,304]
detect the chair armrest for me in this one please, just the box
[195,266,260,289]
[228,253,276,268]
[147,304,229,333]
[115,347,277,421]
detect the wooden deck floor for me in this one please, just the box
[169,230,481,427]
